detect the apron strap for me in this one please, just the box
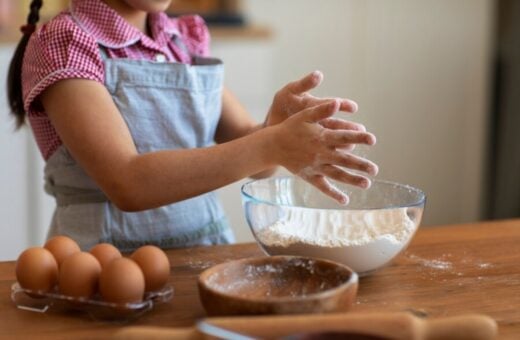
[99,45,109,61]
[171,35,194,64]
[173,35,191,57]
[172,35,223,66]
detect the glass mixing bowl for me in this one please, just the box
[241,176,426,276]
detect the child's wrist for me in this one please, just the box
[256,126,279,168]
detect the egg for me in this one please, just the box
[130,245,170,292]
[89,243,122,269]
[44,235,81,267]
[99,257,145,304]
[58,252,101,299]
[16,247,58,293]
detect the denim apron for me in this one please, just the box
[43,43,234,252]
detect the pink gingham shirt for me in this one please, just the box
[22,0,211,160]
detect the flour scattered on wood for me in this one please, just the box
[477,262,493,269]
[407,254,453,270]
[187,260,214,269]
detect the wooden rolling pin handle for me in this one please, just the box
[113,327,199,339]
[421,314,498,340]
[113,313,498,340]
[208,313,498,340]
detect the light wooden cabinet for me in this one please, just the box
[168,0,242,15]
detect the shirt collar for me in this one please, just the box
[69,0,180,49]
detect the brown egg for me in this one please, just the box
[99,258,145,304]
[44,235,81,267]
[16,247,58,293]
[89,243,122,269]
[58,252,101,299]
[130,245,170,292]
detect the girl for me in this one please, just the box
[7,0,378,251]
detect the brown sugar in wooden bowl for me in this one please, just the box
[198,256,358,316]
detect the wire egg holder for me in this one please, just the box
[11,282,173,322]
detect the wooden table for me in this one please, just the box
[1,219,519,339]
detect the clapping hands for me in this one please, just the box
[267,71,378,204]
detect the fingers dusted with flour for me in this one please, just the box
[285,71,358,114]
[265,71,359,127]
[268,99,378,204]
[285,70,324,94]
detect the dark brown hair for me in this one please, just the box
[7,0,43,128]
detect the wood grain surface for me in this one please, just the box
[0,219,519,339]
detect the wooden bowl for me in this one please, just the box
[198,256,358,316]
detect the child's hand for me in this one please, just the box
[264,71,358,127]
[270,100,378,204]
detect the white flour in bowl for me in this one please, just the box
[255,207,417,274]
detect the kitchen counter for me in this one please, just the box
[0,219,519,339]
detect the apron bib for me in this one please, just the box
[44,47,234,252]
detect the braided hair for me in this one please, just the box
[7,0,43,128]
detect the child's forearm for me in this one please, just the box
[109,127,277,211]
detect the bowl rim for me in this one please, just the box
[198,255,359,305]
[240,176,426,210]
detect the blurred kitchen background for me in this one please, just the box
[1,0,516,260]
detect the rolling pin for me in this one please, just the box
[113,312,497,340]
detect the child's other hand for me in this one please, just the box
[319,117,369,153]
[270,100,378,205]
[264,71,358,127]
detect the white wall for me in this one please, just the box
[0,0,494,258]
[0,47,30,260]
[0,45,52,260]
